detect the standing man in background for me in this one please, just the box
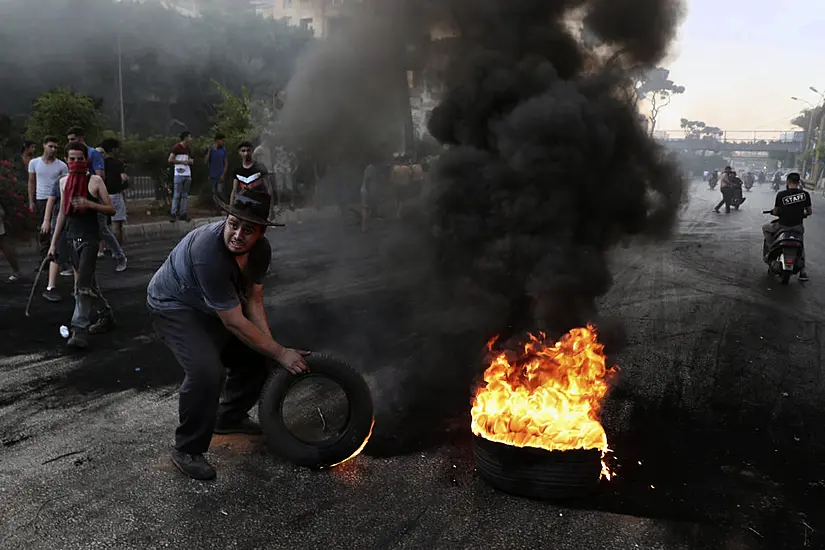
[205,133,228,201]
[168,131,194,222]
[28,136,68,280]
[67,127,104,178]
[101,138,128,272]
[229,141,268,203]
[272,143,297,218]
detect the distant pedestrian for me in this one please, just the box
[101,138,129,272]
[230,141,268,203]
[28,136,68,297]
[205,133,228,201]
[272,144,297,216]
[168,131,194,222]
[66,127,104,177]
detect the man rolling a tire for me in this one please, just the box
[147,188,309,480]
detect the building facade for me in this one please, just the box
[258,0,354,38]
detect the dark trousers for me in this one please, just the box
[149,308,269,455]
[210,176,224,202]
[715,188,733,212]
[68,236,111,330]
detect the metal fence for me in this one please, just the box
[124,176,159,200]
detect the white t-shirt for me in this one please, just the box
[28,157,68,200]
[171,143,192,177]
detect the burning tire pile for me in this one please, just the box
[471,326,617,499]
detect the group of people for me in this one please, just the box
[177,131,298,223]
[712,166,746,213]
[0,129,131,349]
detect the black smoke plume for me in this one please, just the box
[427,0,687,339]
[279,0,688,455]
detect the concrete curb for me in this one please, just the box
[13,206,342,254]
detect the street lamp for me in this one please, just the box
[809,87,825,185]
[792,96,817,176]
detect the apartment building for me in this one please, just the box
[259,0,354,38]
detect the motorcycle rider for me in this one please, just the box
[772,171,783,190]
[763,172,811,281]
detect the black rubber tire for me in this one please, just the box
[781,272,791,285]
[259,354,374,469]
[473,435,602,500]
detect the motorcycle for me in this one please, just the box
[772,173,783,191]
[709,177,718,190]
[762,210,805,285]
[729,178,746,210]
[744,174,755,191]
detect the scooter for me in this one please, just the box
[762,211,805,285]
[729,179,746,210]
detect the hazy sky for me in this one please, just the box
[656,0,825,135]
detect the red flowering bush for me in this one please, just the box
[0,160,38,237]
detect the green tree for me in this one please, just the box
[0,0,312,139]
[680,118,723,140]
[212,80,254,137]
[637,68,685,136]
[25,88,105,144]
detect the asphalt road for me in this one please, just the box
[1,182,824,549]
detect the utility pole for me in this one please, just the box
[117,31,126,137]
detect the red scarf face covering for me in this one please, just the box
[63,160,90,214]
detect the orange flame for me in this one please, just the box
[326,419,375,469]
[470,325,618,479]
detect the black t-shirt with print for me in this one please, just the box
[774,188,811,227]
[233,163,268,192]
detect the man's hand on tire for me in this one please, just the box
[277,348,311,375]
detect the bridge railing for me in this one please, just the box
[655,130,802,144]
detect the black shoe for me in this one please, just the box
[799,271,810,282]
[169,215,177,223]
[170,450,216,480]
[713,208,720,213]
[180,214,191,223]
[68,329,88,349]
[42,288,62,302]
[88,312,116,335]
[214,417,262,435]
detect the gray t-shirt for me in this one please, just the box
[147,221,272,314]
[28,157,68,200]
